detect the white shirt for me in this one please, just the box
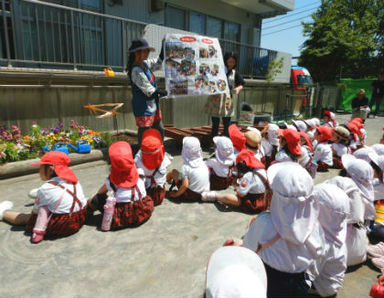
[332,143,349,157]
[205,157,234,178]
[307,241,346,297]
[313,142,333,166]
[35,177,86,214]
[237,170,267,195]
[135,151,172,188]
[299,146,311,168]
[261,138,273,157]
[105,177,147,203]
[373,179,384,201]
[180,163,210,194]
[275,149,293,162]
[131,58,163,97]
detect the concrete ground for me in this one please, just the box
[0,114,383,297]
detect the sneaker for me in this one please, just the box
[368,242,384,258]
[0,201,13,221]
[201,191,217,202]
[28,188,39,199]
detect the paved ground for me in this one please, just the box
[0,114,383,297]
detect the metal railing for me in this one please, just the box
[0,0,277,78]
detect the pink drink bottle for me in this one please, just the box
[101,196,116,231]
[32,206,51,243]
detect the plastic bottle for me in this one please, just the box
[32,206,51,243]
[101,196,116,231]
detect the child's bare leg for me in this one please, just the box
[3,211,31,225]
[216,193,241,207]
[166,169,180,184]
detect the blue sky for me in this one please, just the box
[260,0,321,60]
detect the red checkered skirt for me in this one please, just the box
[176,181,202,201]
[147,185,166,206]
[317,161,329,172]
[25,207,87,238]
[210,172,233,191]
[332,156,344,169]
[240,193,270,214]
[111,195,154,230]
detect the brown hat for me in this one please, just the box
[244,131,261,149]
[333,126,350,140]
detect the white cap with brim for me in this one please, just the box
[206,246,267,298]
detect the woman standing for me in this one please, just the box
[210,52,245,138]
[127,38,167,146]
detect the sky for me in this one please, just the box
[260,0,321,61]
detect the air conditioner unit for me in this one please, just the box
[150,0,163,12]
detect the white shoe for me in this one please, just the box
[0,201,13,221]
[28,188,39,199]
[201,191,217,202]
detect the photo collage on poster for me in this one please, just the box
[164,34,230,97]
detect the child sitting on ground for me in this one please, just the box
[275,129,302,163]
[298,132,316,177]
[134,129,171,206]
[261,123,280,168]
[322,110,337,128]
[87,141,154,229]
[244,129,265,162]
[330,126,351,169]
[202,150,270,214]
[205,136,236,191]
[0,151,87,243]
[313,126,333,172]
[167,136,210,201]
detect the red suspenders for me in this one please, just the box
[48,181,82,214]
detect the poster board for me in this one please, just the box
[164,33,230,98]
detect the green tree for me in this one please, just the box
[298,0,384,82]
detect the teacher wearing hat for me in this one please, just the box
[127,38,167,146]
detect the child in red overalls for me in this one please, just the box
[88,141,154,229]
[0,151,87,242]
[134,129,171,206]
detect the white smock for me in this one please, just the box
[326,176,368,266]
[242,162,325,273]
[307,184,349,297]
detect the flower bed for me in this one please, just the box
[0,120,111,164]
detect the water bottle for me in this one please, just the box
[101,196,116,231]
[32,206,50,243]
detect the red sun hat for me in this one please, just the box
[109,141,139,188]
[347,122,363,138]
[228,124,246,152]
[299,131,313,152]
[236,150,265,169]
[316,126,333,142]
[350,119,364,130]
[278,129,302,155]
[141,129,165,170]
[31,151,78,183]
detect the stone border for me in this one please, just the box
[0,149,108,180]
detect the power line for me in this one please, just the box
[263,14,314,31]
[263,1,320,24]
[261,23,311,36]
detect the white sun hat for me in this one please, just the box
[205,246,267,298]
[181,136,204,168]
[213,136,235,166]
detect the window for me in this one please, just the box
[165,5,186,30]
[189,12,205,35]
[206,16,222,38]
[224,21,240,42]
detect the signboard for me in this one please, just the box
[164,33,230,98]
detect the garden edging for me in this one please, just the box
[0,149,108,180]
